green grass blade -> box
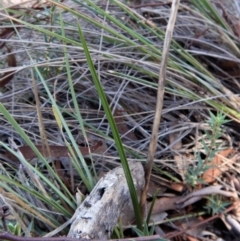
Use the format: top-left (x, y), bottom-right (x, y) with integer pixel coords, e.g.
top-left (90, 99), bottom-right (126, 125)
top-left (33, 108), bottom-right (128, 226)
top-left (77, 22), bottom-right (143, 229)
top-left (190, 0), bottom-right (230, 30)
top-left (59, 11), bottom-right (95, 189)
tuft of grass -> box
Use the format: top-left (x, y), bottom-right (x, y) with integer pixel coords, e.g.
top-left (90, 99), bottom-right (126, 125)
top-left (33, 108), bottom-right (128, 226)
top-left (132, 221), bottom-right (155, 237)
top-left (204, 195), bottom-right (231, 215)
top-left (185, 111), bottom-right (230, 187)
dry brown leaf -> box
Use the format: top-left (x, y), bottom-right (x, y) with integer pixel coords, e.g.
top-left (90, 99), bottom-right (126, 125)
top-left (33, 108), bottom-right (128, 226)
top-left (147, 182), bottom-right (167, 197)
top-left (113, 109), bottom-right (137, 141)
top-left (170, 182), bottom-right (185, 192)
top-left (4, 141), bottom-right (103, 163)
top-left (202, 148), bottom-right (235, 184)
top-left (120, 196), bottom-right (179, 227)
top-left (149, 196), bottom-right (181, 214)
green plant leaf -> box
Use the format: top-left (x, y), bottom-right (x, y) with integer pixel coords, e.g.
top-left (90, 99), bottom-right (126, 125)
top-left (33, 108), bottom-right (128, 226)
top-left (76, 20), bottom-right (142, 229)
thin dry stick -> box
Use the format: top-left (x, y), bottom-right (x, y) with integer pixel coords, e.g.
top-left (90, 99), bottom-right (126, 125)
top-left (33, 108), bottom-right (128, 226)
top-left (140, 0), bottom-right (181, 218)
top-left (31, 69), bottom-right (52, 197)
top-left (31, 69), bottom-right (51, 158)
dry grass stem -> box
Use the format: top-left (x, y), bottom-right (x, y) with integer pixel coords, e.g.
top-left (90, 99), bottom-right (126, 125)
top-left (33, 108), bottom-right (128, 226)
top-left (140, 0), bottom-right (181, 218)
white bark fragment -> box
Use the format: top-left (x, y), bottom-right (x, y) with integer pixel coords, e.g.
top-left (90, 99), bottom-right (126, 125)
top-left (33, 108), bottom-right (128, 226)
top-left (67, 162), bottom-right (145, 240)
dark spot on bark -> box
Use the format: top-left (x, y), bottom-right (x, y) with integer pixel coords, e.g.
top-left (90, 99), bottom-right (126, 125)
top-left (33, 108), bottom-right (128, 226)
top-left (98, 187), bottom-right (106, 198)
top-left (84, 201), bottom-right (92, 208)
